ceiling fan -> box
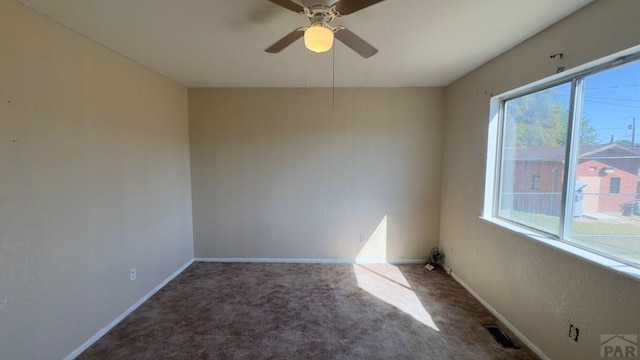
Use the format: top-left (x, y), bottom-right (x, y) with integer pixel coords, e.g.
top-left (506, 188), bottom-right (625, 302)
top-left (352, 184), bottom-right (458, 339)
top-left (265, 0), bottom-right (385, 58)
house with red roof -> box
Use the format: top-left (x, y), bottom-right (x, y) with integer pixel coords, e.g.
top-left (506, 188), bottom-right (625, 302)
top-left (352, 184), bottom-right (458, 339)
top-left (502, 144), bottom-right (640, 216)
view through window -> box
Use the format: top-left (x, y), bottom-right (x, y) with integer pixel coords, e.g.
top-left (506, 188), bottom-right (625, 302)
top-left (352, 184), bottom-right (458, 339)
top-left (494, 56), bottom-right (640, 267)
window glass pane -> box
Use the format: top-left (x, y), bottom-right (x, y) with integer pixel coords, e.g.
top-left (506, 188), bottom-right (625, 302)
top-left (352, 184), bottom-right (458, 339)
top-left (569, 59), bottom-right (640, 266)
top-left (498, 83), bottom-right (571, 234)
top-left (609, 177), bottom-right (621, 194)
top-left (532, 175), bottom-right (540, 190)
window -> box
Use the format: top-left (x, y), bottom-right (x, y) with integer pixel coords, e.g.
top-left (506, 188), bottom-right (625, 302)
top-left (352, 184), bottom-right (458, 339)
top-left (609, 178), bottom-right (621, 194)
top-left (485, 49), bottom-right (640, 269)
top-left (531, 175), bottom-right (540, 191)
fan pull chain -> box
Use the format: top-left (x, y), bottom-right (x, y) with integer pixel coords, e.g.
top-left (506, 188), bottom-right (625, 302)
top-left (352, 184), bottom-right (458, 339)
top-left (304, 47), bottom-right (308, 92)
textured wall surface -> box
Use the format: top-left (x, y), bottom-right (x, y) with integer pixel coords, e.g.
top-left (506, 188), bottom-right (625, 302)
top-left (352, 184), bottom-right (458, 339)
top-left (189, 88), bottom-right (443, 262)
top-left (0, 1), bottom-right (194, 358)
top-left (440, 1), bottom-right (640, 359)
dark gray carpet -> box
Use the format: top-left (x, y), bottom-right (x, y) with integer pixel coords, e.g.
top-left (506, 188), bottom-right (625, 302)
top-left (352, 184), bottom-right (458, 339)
top-left (77, 262), bottom-right (539, 359)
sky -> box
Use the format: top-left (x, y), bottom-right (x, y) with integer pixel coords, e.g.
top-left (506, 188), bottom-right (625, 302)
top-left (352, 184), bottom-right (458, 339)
top-left (581, 59), bottom-right (640, 144)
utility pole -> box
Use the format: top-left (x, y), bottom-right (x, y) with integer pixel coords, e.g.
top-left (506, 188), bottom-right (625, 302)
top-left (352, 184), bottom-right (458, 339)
top-left (632, 117), bottom-right (636, 148)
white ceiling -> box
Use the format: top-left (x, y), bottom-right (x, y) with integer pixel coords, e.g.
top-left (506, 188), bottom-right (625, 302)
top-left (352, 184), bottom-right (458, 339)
top-left (15, 0), bottom-right (593, 87)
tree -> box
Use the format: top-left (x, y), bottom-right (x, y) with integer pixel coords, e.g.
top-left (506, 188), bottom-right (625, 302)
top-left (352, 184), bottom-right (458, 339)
top-left (504, 89), bottom-right (599, 147)
top-left (579, 117), bottom-right (598, 145)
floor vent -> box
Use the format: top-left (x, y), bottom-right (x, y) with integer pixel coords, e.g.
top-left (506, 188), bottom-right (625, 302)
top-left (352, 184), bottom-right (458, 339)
top-left (484, 324), bottom-right (518, 349)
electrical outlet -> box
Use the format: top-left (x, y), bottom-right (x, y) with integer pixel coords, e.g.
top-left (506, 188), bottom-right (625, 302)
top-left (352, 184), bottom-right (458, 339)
top-left (359, 234), bottom-right (366, 242)
top-left (569, 324), bottom-right (579, 342)
top-left (130, 268), bottom-right (136, 282)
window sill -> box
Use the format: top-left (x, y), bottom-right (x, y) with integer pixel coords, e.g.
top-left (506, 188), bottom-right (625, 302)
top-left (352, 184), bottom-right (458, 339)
top-left (479, 216), bottom-right (640, 282)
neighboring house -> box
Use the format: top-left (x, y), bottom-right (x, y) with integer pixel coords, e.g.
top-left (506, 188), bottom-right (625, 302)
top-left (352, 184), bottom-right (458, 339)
top-left (502, 144), bottom-right (640, 216)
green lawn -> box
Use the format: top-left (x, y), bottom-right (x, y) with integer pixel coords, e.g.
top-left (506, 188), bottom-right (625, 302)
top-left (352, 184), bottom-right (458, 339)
top-left (574, 221), bottom-right (640, 235)
top-left (503, 210), bottom-right (640, 265)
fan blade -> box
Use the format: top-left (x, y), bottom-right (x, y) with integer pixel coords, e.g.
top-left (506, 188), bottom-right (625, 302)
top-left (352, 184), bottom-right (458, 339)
top-left (334, 0), bottom-right (385, 15)
top-left (267, 0), bottom-right (305, 13)
top-left (335, 28), bottom-right (378, 58)
top-left (265, 29), bottom-right (305, 53)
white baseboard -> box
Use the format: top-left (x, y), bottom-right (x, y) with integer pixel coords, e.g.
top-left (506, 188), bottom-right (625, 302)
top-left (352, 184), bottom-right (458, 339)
top-left (356, 258), bottom-right (427, 264)
top-left (440, 263), bottom-right (453, 275)
top-left (195, 257), bottom-right (426, 264)
top-left (63, 258), bottom-right (195, 360)
top-left (449, 270), bottom-right (550, 360)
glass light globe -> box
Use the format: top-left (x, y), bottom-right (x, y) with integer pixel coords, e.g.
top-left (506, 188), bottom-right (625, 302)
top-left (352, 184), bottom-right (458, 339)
top-left (304, 25), bottom-right (334, 53)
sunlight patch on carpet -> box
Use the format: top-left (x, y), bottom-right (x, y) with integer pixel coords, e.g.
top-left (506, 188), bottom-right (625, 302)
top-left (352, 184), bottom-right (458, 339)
top-left (354, 263), bottom-right (439, 331)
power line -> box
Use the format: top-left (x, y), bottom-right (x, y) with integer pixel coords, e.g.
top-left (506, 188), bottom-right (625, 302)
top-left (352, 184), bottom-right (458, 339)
top-left (593, 127), bottom-right (631, 131)
top-left (584, 99), bottom-right (640, 109)
top-left (554, 84), bottom-right (640, 92)
top-left (584, 96), bottom-right (640, 102)
top-left (586, 84), bottom-right (640, 90)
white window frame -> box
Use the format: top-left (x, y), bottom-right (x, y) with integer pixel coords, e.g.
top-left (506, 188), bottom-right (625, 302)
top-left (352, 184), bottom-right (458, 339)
top-left (482, 45), bottom-right (640, 281)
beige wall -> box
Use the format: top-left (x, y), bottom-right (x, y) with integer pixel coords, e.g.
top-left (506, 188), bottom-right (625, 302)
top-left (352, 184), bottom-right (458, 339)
top-left (189, 88), bottom-right (443, 261)
top-left (440, 1), bottom-right (640, 359)
top-left (0, 1), bottom-right (193, 359)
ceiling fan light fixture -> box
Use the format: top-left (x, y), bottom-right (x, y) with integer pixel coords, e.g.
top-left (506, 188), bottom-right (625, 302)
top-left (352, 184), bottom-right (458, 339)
top-left (304, 24), bottom-right (334, 53)
top-left (266, 0), bottom-right (379, 58)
